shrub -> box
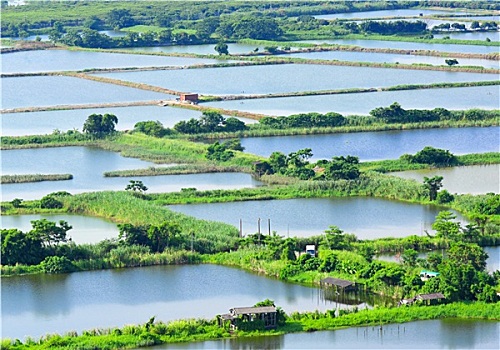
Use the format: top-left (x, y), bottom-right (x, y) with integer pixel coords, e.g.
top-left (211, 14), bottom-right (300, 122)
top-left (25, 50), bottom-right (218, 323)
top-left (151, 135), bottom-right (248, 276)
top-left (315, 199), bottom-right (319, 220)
top-left (40, 195), bottom-right (63, 209)
top-left (41, 256), bottom-right (76, 274)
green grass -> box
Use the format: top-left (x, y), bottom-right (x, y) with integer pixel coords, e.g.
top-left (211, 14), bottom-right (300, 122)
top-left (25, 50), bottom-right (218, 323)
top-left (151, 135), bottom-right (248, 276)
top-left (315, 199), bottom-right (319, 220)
top-left (0, 174), bottom-right (73, 184)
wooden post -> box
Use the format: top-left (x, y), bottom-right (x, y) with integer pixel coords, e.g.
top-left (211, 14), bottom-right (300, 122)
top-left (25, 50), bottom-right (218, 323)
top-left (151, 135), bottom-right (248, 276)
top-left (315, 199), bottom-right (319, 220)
top-left (239, 219), bottom-right (242, 237)
top-left (268, 218), bottom-right (271, 235)
top-left (258, 218), bottom-right (261, 246)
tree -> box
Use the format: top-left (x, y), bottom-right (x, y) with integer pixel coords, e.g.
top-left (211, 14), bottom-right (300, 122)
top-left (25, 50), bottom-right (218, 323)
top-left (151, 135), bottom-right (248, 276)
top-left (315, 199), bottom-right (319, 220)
top-left (224, 117), bottom-right (246, 132)
top-left (134, 120), bottom-right (169, 137)
top-left (83, 113), bottom-right (118, 137)
top-left (11, 198), bottom-right (23, 208)
top-left (214, 41), bottom-right (229, 55)
top-left (323, 226), bottom-right (356, 250)
top-left (106, 9), bottom-right (135, 29)
top-left (200, 110), bottom-right (225, 132)
top-left (206, 141), bottom-right (234, 161)
top-left (423, 176), bottom-right (443, 201)
top-left (324, 155), bottom-right (360, 180)
top-left (410, 146), bottom-right (458, 166)
top-left (118, 223), bottom-right (150, 247)
top-left (1, 229), bottom-right (44, 265)
top-left (445, 59), bottom-right (459, 66)
top-left (147, 222), bottom-right (181, 252)
top-left (30, 219), bottom-right (72, 248)
top-left (125, 180), bottom-right (148, 193)
top-left (40, 195), bottom-right (63, 209)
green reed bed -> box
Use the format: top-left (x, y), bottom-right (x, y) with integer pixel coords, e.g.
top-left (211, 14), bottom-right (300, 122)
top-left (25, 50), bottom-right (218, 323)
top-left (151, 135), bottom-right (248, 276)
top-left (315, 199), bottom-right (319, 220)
top-left (361, 152), bottom-right (500, 173)
top-left (2, 302), bottom-right (497, 349)
top-left (103, 164), bottom-right (249, 177)
top-left (0, 174), bottom-right (73, 184)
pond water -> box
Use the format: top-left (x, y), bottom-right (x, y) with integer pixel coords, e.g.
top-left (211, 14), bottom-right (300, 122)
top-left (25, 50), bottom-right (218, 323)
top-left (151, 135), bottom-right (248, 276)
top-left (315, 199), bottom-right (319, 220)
top-left (205, 85), bottom-right (500, 116)
top-left (314, 9), bottom-right (457, 20)
top-left (1, 214), bottom-right (119, 244)
top-left (434, 31), bottom-right (500, 42)
top-left (239, 127), bottom-right (500, 161)
top-left (376, 246), bottom-right (499, 273)
top-left (151, 319), bottom-right (500, 349)
top-left (282, 50), bottom-right (499, 69)
top-left (92, 64), bottom-right (498, 96)
top-left (1, 76), bottom-right (173, 110)
top-left (1, 105), bottom-right (256, 137)
top-left (390, 164), bottom-right (500, 195)
top-left (121, 42), bottom-right (294, 55)
top-left (1, 264), bottom-right (373, 340)
top-left (168, 197), bottom-right (467, 239)
top-left (0, 147), bottom-right (262, 201)
top-left (299, 39), bottom-right (499, 55)
top-left (2, 49), bottom-right (237, 74)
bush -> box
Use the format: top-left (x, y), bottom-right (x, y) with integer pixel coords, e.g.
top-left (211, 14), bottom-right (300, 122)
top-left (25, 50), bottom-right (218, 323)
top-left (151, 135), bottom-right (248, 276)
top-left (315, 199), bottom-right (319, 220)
top-left (437, 190), bottom-right (455, 204)
top-left (41, 256), bottom-right (76, 274)
top-left (40, 195), bottom-right (63, 209)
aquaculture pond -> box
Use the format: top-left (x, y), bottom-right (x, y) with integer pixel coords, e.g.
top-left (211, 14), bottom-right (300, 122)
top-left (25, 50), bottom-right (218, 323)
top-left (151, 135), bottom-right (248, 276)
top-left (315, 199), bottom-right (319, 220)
top-left (121, 42), bottom-right (294, 55)
top-left (168, 197), bottom-right (467, 239)
top-left (91, 64), bottom-right (497, 96)
top-left (376, 246), bottom-right (499, 273)
top-left (1, 76), bottom-right (173, 110)
top-left (390, 164), bottom-right (500, 195)
top-left (299, 39), bottom-right (499, 55)
top-left (433, 31), bottom-right (500, 42)
top-left (1, 214), bottom-right (119, 244)
top-left (314, 9), bottom-right (458, 20)
top-left (1, 50), bottom-right (235, 74)
top-left (282, 50), bottom-right (499, 69)
top-left (239, 127), bottom-right (500, 161)
top-left (1, 105), bottom-right (256, 137)
top-left (0, 147), bottom-right (262, 201)
top-left (1, 264), bottom-right (379, 340)
top-left (204, 84), bottom-right (500, 116)
top-left (152, 319), bottom-right (500, 349)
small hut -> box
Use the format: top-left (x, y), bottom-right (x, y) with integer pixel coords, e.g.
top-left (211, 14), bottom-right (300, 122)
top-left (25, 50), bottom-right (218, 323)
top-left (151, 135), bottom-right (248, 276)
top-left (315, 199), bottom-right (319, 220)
top-left (320, 277), bottom-right (355, 291)
top-left (415, 292), bottom-right (445, 305)
top-left (219, 305), bottom-right (277, 330)
top-left (179, 93), bottom-right (198, 103)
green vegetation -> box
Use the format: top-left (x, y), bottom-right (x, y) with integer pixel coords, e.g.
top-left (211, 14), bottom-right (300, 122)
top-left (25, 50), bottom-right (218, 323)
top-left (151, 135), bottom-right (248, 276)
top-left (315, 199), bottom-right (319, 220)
top-left (0, 174), bottom-right (73, 184)
top-left (1, 302), bottom-right (498, 349)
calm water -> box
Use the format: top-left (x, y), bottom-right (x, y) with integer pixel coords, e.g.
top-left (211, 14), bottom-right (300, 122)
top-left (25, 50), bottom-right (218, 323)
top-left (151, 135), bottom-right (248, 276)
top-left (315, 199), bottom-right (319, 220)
top-left (205, 85), bottom-right (500, 116)
top-left (434, 31), bottom-right (500, 42)
top-left (239, 127), bottom-right (500, 161)
top-left (121, 42), bottom-right (291, 55)
top-left (1, 214), bottom-right (119, 244)
top-left (1, 76), bottom-right (173, 110)
top-left (376, 246), bottom-right (499, 273)
top-left (93, 64), bottom-right (498, 96)
top-left (2, 50), bottom-right (236, 74)
top-left (168, 197), bottom-right (466, 239)
top-left (1, 264), bottom-right (368, 340)
top-left (299, 39), bottom-right (499, 54)
top-left (1, 105), bottom-right (256, 137)
top-left (282, 50), bottom-right (499, 69)
top-left (0, 147), bottom-right (262, 201)
top-left (152, 319), bottom-right (500, 349)
top-left (315, 9), bottom-right (457, 20)
top-left (391, 164), bottom-right (500, 195)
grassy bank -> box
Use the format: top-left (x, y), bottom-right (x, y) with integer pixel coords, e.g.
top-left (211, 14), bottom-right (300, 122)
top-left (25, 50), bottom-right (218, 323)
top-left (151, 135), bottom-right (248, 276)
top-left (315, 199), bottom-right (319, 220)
top-left (2, 302), bottom-right (498, 349)
top-left (0, 174), bottom-right (73, 184)
top-left (103, 164), bottom-right (249, 177)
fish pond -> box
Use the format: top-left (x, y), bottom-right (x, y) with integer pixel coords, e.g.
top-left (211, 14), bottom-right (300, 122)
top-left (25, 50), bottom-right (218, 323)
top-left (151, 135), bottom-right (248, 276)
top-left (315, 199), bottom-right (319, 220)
top-left (151, 319), bottom-right (500, 349)
top-left (1, 105), bottom-right (256, 137)
top-left (204, 85), bottom-right (500, 116)
top-left (168, 197), bottom-right (467, 239)
top-left (239, 127), bottom-right (500, 161)
top-left (91, 64), bottom-right (498, 96)
top-left (121, 42), bottom-right (295, 55)
top-left (1, 50), bottom-right (236, 74)
top-left (299, 39), bottom-right (499, 54)
top-left (433, 31), bottom-right (500, 42)
top-left (390, 164), bottom-right (500, 195)
top-left (1, 264), bottom-right (381, 340)
top-left (314, 9), bottom-right (462, 20)
top-left (1, 214), bottom-right (119, 244)
top-left (0, 147), bottom-right (261, 201)
top-left (1, 75), bottom-right (173, 110)
top-left (282, 50), bottom-right (499, 69)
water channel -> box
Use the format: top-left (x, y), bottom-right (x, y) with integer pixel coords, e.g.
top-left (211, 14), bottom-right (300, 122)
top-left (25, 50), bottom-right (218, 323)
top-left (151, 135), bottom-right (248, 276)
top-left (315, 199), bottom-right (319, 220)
top-left (92, 64), bottom-right (498, 96)
top-left (1, 264), bottom-right (373, 340)
top-left (391, 164), bottom-right (500, 195)
top-left (151, 319), bottom-right (500, 349)
top-left (1, 105), bottom-right (256, 137)
top-left (239, 126), bottom-right (500, 161)
top-left (1, 75), bottom-right (173, 110)
top-left (168, 197), bottom-right (467, 239)
top-left (204, 85), bottom-right (500, 116)
top-left (1, 214), bottom-right (119, 244)
top-left (0, 147), bottom-right (262, 201)
top-left (1, 50), bottom-right (237, 74)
